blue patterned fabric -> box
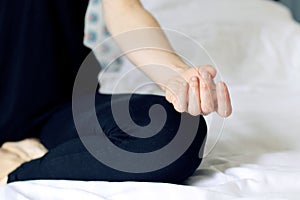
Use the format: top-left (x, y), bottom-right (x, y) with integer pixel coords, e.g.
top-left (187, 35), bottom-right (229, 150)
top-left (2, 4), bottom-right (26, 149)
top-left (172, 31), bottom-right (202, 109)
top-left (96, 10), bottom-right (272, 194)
top-left (84, 0), bottom-right (123, 72)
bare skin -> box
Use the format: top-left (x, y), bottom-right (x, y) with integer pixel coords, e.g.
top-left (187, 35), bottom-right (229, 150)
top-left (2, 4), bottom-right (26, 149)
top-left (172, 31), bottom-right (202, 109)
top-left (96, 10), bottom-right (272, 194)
top-left (1, 0), bottom-right (232, 186)
top-left (103, 0), bottom-right (232, 117)
top-left (0, 139), bottom-right (47, 186)
top-left (165, 65), bottom-right (231, 117)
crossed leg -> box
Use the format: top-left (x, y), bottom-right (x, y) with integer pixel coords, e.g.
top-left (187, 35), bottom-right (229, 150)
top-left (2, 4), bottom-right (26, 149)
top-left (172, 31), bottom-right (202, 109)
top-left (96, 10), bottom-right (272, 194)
top-left (5, 93), bottom-right (207, 184)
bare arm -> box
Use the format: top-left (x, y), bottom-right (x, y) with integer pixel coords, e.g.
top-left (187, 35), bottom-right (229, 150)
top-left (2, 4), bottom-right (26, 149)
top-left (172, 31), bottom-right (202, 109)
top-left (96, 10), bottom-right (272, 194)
top-left (102, 0), bottom-right (232, 117)
top-left (102, 0), bottom-right (188, 82)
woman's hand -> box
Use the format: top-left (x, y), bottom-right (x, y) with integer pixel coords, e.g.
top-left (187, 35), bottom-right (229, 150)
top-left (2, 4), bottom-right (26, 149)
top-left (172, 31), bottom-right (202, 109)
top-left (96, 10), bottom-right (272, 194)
top-left (165, 65), bottom-right (232, 117)
top-left (102, 1), bottom-right (232, 117)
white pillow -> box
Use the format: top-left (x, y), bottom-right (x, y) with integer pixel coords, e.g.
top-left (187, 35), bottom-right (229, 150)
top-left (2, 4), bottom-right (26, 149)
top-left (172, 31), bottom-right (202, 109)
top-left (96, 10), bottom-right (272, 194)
top-left (97, 0), bottom-right (300, 94)
top-left (142, 0), bottom-right (299, 83)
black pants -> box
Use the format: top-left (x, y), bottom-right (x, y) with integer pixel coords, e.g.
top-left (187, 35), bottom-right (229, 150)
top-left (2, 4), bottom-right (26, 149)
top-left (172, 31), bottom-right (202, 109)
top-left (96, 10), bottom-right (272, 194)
top-left (8, 93), bottom-right (207, 184)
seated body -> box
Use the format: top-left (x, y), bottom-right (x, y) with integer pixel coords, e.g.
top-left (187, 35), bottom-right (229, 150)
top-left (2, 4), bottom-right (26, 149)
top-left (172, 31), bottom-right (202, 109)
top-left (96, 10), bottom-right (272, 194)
top-left (0, 0), bottom-right (231, 184)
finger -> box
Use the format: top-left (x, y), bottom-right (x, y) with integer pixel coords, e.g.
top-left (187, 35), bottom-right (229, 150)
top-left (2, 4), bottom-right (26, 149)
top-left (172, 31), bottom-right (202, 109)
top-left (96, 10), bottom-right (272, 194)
top-left (174, 80), bottom-right (188, 112)
top-left (187, 76), bottom-right (202, 116)
top-left (165, 80), bottom-right (178, 104)
top-left (216, 82), bottom-right (232, 117)
top-left (200, 71), bottom-right (215, 115)
top-left (165, 90), bottom-right (173, 104)
top-left (197, 65), bottom-right (217, 79)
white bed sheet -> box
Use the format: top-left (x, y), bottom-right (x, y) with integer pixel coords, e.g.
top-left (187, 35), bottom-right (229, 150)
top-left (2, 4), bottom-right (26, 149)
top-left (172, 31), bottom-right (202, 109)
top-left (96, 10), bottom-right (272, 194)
top-left (1, 86), bottom-right (299, 199)
top-left (1, 0), bottom-right (300, 199)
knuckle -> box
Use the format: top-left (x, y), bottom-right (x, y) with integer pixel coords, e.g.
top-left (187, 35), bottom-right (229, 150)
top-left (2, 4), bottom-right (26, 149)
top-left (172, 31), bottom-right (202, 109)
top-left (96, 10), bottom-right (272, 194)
top-left (189, 81), bottom-right (198, 88)
top-left (204, 64), bottom-right (214, 69)
top-left (200, 65), bottom-right (217, 76)
top-left (201, 82), bottom-right (208, 89)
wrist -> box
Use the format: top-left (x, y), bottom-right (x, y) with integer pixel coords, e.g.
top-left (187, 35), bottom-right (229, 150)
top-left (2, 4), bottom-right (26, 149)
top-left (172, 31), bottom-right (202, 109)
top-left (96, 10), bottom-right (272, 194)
top-left (158, 63), bottom-right (190, 92)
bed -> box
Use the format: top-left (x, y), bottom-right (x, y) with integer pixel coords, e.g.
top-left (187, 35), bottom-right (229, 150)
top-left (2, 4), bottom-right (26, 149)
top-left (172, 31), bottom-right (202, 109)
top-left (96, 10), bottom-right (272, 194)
top-left (1, 0), bottom-right (300, 199)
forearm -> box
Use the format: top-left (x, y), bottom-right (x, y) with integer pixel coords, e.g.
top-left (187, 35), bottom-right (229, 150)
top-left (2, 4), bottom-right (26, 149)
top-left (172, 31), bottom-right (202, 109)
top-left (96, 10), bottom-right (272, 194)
top-left (102, 0), bottom-right (189, 88)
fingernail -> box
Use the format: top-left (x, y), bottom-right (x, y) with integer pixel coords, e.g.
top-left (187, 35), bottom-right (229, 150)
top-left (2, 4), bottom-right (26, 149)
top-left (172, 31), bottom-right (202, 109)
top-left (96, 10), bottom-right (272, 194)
top-left (192, 77), bottom-right (197, 81)
top-left (201, 71), bottom-right (209, 79)
top-left (223, 109), bottom-right (231, 118)
top-left (218, 82), bottom-right (225, 89)
top-left (221, 82), bottom-right (226, 90)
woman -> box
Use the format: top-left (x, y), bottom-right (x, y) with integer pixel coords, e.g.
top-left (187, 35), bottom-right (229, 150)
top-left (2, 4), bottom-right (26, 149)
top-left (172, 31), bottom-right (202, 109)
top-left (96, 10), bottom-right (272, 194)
top-left (0, 0), bottom-right (232, 184)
